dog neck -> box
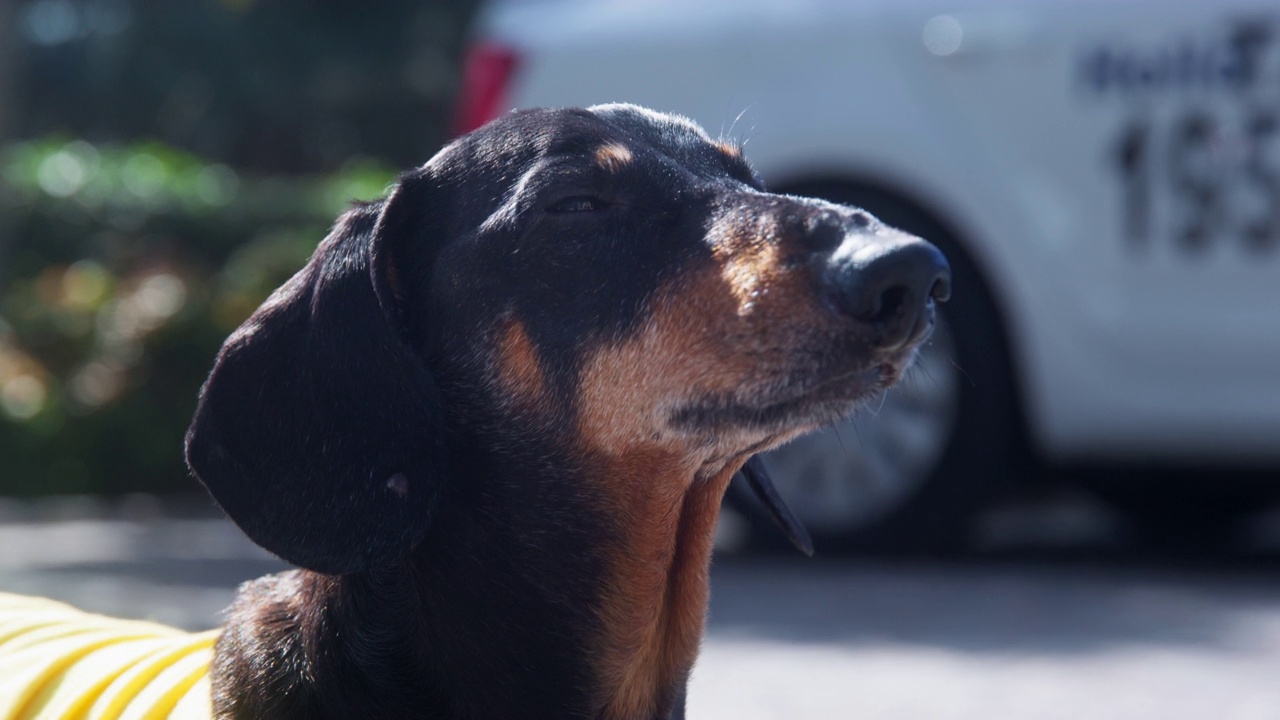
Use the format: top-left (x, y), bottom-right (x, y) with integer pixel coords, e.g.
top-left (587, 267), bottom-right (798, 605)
top-left (214, 435), bottom-right (736, 720)
top-left (407, 435), bottom-right (739, 720)
top-left (584, 446), bottom-right (741, 720)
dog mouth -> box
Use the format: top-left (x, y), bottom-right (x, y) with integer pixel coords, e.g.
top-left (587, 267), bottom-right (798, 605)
top-left (664, 294), bottom-right (940, 441)
top-left (669, 350), bottom-right (915, 436)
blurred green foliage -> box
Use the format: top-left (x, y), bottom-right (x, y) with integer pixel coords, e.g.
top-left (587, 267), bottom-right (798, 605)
top-left (0, 137), bottom-right (396, 496)
top-left (9, 0), bottom-right (475, 172)
top-left (0, 0), bottom-right (476, 495)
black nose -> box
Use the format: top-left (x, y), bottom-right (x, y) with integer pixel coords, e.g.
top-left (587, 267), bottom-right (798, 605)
top-left (827, 233), bottom-right (951, 349)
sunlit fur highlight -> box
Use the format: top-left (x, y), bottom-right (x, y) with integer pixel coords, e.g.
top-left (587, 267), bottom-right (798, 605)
top-left (595, 143), bottom-right (634, 173)
top-left (713, 139), bottom-right (743, 159)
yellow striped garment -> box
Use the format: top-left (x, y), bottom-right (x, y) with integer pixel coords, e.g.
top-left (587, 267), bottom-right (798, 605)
top-left (0, 593), bottom-right (217, 720)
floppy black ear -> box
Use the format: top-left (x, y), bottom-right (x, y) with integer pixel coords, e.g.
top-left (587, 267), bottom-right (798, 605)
top-left (185, 172), bottom-right (446, 575)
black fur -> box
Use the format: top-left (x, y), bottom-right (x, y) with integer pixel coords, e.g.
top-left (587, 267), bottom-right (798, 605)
top-left (186, 104), bottom-right (947, 719)
top-left (185, 193), bottom-right (445, 575)
top-left (189, 105), bottom-right (758, 719)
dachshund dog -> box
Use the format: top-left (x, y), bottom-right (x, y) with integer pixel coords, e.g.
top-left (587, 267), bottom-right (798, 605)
top-left (185, 104), bottom-right (950, 720)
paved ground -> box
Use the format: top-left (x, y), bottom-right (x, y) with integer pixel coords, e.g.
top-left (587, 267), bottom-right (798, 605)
top-left (694, 558), bottom-right (1280, 719)
top-left (3, 495), bottom-right (1280, 718)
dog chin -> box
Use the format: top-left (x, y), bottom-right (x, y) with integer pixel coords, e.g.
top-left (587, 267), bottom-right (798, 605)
top-left (669, 365), bottom-right (888, 438)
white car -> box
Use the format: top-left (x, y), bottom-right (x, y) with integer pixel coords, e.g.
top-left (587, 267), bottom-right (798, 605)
top-left (456, 0), bottom-right (1280, 548)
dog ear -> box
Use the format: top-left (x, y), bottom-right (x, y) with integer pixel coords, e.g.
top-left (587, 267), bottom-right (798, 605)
top-left (185, 171), bottom-right (447, 575)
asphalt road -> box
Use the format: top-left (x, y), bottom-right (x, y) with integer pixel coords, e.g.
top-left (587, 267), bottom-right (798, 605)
top-left (3, 495), bottom-right (1280, 719)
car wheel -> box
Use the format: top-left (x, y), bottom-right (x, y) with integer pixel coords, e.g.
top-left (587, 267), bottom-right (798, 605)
top-left (756, 315), bottom-right (959, 536)
top-left (733, 181), bottom-right (1027, 553)
top-left (1085, 470), bottom-right (1280, 553)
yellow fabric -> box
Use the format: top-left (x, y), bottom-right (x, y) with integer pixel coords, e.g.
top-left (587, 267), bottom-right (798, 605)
top-left (0, 593), bottom-right (216, 720)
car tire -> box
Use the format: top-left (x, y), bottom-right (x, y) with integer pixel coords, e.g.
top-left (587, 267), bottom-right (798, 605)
top-left (730, 181), bottom-right (1027, 554)
top-left (1085, 470), bottom-right (1280, 553)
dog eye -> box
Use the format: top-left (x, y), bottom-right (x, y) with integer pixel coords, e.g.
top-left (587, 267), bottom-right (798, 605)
top-left (547, 196), bottom-right (608, 214)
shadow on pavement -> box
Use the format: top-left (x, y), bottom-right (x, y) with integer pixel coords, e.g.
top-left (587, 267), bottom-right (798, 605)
top-left (706, 555), bottom-right (1280, 655)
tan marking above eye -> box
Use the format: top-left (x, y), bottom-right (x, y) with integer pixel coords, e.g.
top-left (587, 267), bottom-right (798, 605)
top-left (595, 143), bottom-right (634, 173)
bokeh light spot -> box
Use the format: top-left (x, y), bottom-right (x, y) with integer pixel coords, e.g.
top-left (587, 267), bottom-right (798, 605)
top-left (70, 361), bottom-right (125, 408)
top-left (37, 150), bottom-right (86, 197)
top-left (3, 375), bottom-right (48, 420)
top-left (122, 153), bottom-right (166, 198)
top-left (62, 260), bottom-right (111, 311)
top-left (195, 164), bottom-right (239, 206)
top-left (923, 15), bottom-right (963, 57)
top-left (21, 0), bottom-right (81, 46)
top-left (134, 273), bottom-right (187, 321)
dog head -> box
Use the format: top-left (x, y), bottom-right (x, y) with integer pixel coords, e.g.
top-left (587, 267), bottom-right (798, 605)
top-left (186, 104), bottom-right (949, 574)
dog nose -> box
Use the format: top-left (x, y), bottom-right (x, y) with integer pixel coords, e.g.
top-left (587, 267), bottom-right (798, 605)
top-left (826, 233), bottom-right (951, 349)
